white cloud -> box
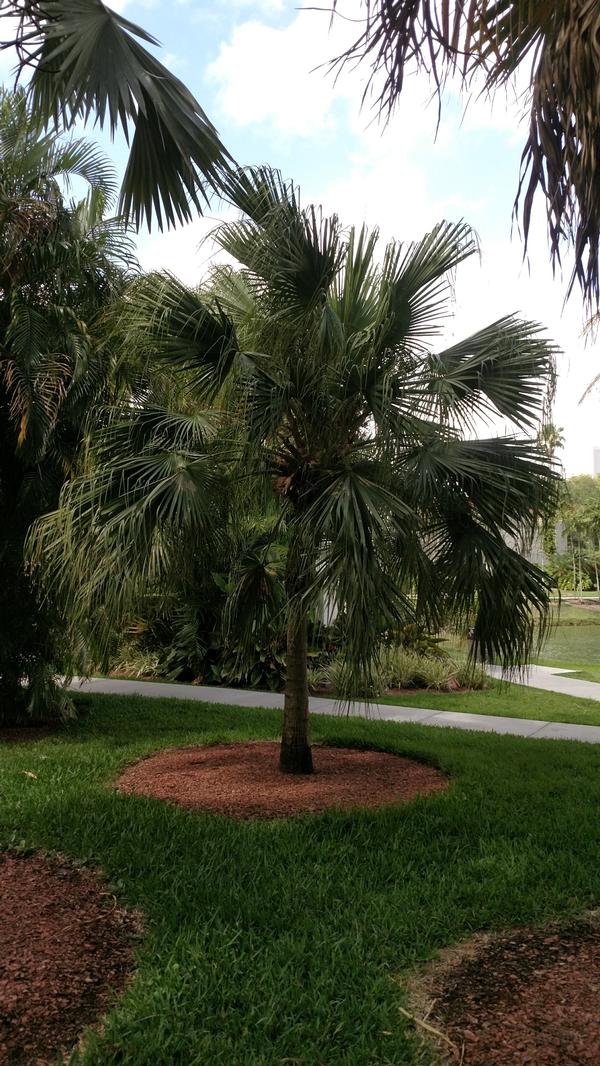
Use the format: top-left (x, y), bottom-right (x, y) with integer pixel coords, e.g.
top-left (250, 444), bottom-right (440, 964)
top-left (226, 0), bottom-right (285, 11)
top-left (207, 4), bottom-right (529, 143)
top-left (135, 210), bottom-right (236, 286)
top-left (207, 7), bottom-right (360, 137)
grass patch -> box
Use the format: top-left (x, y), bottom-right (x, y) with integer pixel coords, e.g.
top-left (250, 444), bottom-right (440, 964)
top-left (535, 624), bottom-right (600, 667)
top-left (534, 661), bottom-right (600, 684)
top-left (379, 679), bottom-right (600, 726)
top-left (1, 692), bottom-right (600, 1064)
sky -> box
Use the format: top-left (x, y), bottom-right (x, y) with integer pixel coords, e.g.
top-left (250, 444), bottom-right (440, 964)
top-left (4, 0), bottom-right (599, 475)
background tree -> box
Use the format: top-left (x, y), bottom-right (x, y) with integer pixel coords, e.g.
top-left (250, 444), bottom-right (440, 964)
top-left (536, 422), bottom-right (564, 556)
top-left (31, 167), bottom-right (560, 770)
top-left (333, 0), bottom-right (600, 307)
top-left (0, 88), bottom-right (136, 723)
top-left (550, 475), bottom-right (600, 596)
top-left (0, 0), bottom-right (233, 229)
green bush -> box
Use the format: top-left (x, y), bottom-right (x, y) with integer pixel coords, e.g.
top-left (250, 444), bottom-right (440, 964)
top-left (308, 647), bottom-right (488, 698)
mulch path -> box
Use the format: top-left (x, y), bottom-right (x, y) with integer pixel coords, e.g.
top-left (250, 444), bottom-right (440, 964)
top-left (408, 914), bottom-right (600, 1065)
top-left (0, 852), bottom-right (141, 1066)
top-left (115, 742), bottom-right (448, 819)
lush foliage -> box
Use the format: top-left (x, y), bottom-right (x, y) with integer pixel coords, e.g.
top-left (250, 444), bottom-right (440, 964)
top-left (0, 89), bottom-right (135, 722)
top-left (30, 166), bottom-right (560, 766)
top-left (308, 646), bottom-right (488, 696)
top-left (546, 475), bottom-right (600, 593)
top-left (1, 694), bottom-right (600, 1062)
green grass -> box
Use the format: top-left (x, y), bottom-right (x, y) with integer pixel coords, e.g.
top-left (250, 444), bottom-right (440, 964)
top-left (534, 661), bottom-right (600, 684)
top-left (534, 604), bottom-right (600, 681)
top-left (379, 679), bottom-right (600, 725)
top-left (2, 692), bottom-right (600, 1065)
top-left (548, 602), bottom-right (600, 624)
top-left (441, 602), bottom-right (600, 691)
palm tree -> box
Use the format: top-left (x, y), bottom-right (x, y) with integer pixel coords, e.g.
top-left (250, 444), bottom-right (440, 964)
top-left (1, 0), bottom-right (232, 229)
top-left (31, 167), bottom-right (560, 768)
top-left (332, 0), bottom-right (600, 307)
top-left (537, 423), bottom-right (564, 459)
top-left (0, 87), bottom-right (136, 723)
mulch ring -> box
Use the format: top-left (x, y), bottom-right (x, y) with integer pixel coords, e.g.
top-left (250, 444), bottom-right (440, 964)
top-left (115, 741), bottom-right (448, 819)
top-left (405, 912), bottom-right (600, 1065)
top-left (0, 852), bottom-right (142, 1066)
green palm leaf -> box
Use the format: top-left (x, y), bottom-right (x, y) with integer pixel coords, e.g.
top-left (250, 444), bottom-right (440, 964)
top-left (425, 316), bottom-right (557, 429)
top-left (4, 1), bottom-right (232, 228)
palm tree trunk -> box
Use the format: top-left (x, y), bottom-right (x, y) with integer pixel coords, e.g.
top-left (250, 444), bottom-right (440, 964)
top-left (280, 610), bottom-right (313, 774)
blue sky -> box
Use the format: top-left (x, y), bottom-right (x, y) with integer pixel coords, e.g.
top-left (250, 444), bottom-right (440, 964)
top-left (4, 0), bottom-right (598, 474)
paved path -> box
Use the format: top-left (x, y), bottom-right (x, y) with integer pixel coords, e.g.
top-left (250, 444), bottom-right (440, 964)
top-left (486, 664), bottom-right (600, 702)
top-left (71, 677), bottom-right (600, 745)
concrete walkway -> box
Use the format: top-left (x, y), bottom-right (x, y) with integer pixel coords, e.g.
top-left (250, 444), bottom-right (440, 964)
top-left (486, 664), bottom-right (600, 702)
top-left (71, 677), bottom-right (600, 745)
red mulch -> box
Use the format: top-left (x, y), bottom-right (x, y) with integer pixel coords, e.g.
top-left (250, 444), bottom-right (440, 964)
top-left (409, 916), bottom-right (600, 1065)
top-left (115, 742), bottom-right (448, 819)
top-left (0, 853), bottom-right (141, 1066)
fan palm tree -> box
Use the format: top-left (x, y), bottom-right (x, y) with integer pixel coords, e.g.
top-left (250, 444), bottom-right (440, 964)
top-left (31, 167), bottom-right (560, 768)
top-left (1, 0), bottom-right (232, 229)
top-left (0, 87), bottom-right (136, 722)
top-left (332, 0), bottom-right (600, 307)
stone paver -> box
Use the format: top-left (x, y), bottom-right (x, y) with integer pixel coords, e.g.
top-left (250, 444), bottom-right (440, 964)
top-left (70, 677), bottom-right (600, 745)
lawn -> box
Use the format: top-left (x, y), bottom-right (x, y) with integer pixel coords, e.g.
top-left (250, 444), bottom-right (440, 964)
top-left (380, 679), bottom-right (600, 726)
top-left (437, 600), bottom-right (600, 696)
top-left (535, 602), bottom-right (600, 683)
top-left (2, 692), bottom-right (600, 1065)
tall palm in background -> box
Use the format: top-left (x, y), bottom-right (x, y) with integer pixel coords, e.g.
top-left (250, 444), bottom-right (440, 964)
top-left (0, 0), bottom-right (232, 229)
top-left (333, 0), bottom-right (600, 308)
top-left (31, 167), bottom-right (560, 769)
top-left (0, 88), bottom-right (136, 722)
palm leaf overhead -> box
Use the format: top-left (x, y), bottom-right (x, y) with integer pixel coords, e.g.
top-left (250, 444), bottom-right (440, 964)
top-left (332, 0), bottom-right (600, 306)
top-left (2, 0), bottom-right (233, 229)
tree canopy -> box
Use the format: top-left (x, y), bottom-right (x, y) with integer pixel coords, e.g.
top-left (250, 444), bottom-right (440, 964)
top-left (30, 167), bottom-right (560, 767)
top-left (0, 87), bottom-right (135, 722)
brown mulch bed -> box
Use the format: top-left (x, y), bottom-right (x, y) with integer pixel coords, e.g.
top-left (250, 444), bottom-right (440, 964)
top-left (407, 913), bottom-right (600, 1065)
top-left (115, 741), bottom-right (448, 819)
top-left (0, 852), bottom-right (142, 1065)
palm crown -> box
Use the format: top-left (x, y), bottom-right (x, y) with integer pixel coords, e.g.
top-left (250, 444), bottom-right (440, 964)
top-left (31, 167), bottom-right (560, 770)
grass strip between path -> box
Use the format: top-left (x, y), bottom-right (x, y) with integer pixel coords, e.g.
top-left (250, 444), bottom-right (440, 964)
top-left (1, 692), bottom-right (600, 1065)
top-left (380, 679), bottom-right (600, 727)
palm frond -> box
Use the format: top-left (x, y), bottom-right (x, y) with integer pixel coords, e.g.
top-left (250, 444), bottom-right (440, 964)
top-left (425, 315), bottom-right (557, 429)
top-left (214, 167), bottom-right (345, 317)
top-left (331, 0), bottom-right (600, 306)
top-left (115, 273), bottom-right (239, 399)
top-left (5, 0), bottom-right (233, 228)
top-left (374, 220), bottom-right (477, 354)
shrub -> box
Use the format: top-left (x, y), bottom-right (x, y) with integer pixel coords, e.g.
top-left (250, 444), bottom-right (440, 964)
top-left (308, 647), bottom-right (489, 698)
